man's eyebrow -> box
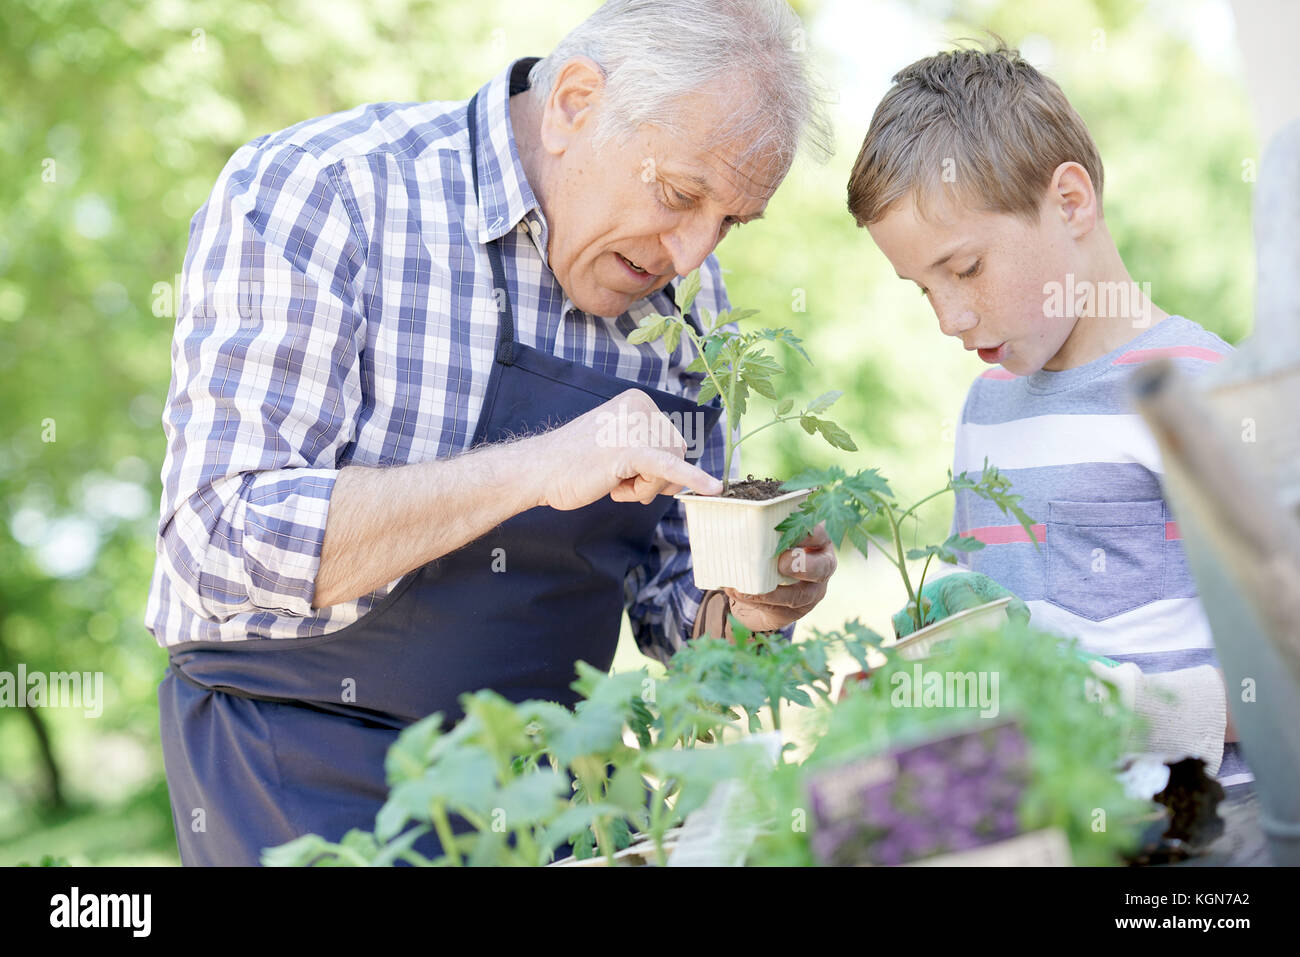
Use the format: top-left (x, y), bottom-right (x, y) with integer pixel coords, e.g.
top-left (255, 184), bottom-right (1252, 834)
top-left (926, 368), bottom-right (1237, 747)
top-left (682, 173), bottom-right (718, 199)
top-left (680, 173), bottom-right (766, 221)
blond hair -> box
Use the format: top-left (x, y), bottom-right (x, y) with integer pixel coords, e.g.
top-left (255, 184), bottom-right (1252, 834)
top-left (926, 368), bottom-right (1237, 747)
top-left (847, 42), bottom-right (1104, 226)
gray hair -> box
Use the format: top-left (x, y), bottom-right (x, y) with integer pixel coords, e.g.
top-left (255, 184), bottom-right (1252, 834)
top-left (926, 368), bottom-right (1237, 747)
top-left (527, 0), bottom-right (835, 176)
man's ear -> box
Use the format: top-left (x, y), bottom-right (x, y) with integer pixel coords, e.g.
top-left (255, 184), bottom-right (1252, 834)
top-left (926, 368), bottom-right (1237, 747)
top-left (538, 56), bottom-right (605, 156)
top-left (1048, 161), bottom-right (1099, 239)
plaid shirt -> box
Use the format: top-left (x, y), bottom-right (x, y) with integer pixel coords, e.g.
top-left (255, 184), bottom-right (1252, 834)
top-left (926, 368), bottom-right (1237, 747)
top-left (146, 57), bottom-right (747, 663)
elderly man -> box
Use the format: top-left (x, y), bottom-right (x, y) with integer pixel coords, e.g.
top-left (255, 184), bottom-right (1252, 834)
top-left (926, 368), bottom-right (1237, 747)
top-left (148, 0), bottom-right (836, 865)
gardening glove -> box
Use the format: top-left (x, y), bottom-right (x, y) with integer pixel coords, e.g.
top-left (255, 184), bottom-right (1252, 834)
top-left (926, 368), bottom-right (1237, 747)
top-left (1084, 657), bottom-right (1227, 776)
top-left (890, 571), bottom-right (1029, 639)
top-left (691, 589), bottom-right (734, 642)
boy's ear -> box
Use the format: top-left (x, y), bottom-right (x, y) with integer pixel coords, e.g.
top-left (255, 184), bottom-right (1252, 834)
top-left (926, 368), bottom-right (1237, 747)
top-left (1048, 161), bottom-right (1099, 239)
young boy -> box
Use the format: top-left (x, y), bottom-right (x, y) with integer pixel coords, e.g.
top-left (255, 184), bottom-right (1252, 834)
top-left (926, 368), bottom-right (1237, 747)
top-left (846, 44), bottom-right (1250, 786)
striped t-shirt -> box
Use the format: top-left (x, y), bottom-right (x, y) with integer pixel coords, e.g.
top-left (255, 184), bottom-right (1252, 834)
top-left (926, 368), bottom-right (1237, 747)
top-left (950, 316), bottom-right (1250, 785)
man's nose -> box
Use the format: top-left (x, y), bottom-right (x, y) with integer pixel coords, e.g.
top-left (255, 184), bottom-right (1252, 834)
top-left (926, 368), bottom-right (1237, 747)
top-left (662, 218), bottom-right (720, 277)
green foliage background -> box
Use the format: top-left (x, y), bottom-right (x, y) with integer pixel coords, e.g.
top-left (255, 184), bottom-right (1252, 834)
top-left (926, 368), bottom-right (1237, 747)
top-left (0, 0), bottom-right (1255, 864)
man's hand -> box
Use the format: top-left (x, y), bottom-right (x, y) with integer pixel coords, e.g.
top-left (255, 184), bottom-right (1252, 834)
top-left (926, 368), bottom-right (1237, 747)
top-left (314, 388), bottom-right (720, 609)
top-left (721, 523), bottom-right (837, 633)
top-left (531, 388), bottom-right (722, 510)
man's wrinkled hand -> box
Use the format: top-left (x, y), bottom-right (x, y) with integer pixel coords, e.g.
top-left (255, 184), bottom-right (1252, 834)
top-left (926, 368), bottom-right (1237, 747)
top-left (722, 523), bottom-right (837, 634)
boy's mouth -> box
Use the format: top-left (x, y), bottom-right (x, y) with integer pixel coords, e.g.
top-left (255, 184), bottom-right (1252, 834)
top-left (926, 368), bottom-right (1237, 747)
top-left (974, 343), bottom-right (1008, 364)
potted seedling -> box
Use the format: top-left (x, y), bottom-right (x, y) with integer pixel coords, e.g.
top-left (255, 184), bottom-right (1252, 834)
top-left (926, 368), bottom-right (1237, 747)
top-left (628, 269), bottom-right (857, 594)
top-left (774, 459), bottom-right (1038, 658)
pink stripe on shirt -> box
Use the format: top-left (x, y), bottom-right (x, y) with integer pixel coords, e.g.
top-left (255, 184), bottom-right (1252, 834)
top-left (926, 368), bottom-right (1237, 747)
top-left (965, 521), bottom-right (1181, 543)
top-left (963, 523), bottom-right (1047, 545)
top-left (1113, 346), bottom-right (1226, 365)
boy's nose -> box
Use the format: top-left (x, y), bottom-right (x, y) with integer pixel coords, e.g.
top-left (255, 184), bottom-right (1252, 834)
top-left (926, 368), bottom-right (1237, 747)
top-left (933, 299), bottom-right (979, 337)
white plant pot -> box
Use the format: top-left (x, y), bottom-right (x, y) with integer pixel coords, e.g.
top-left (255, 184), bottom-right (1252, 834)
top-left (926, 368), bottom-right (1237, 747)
top-left (676, 488), bottom-right (812, 594)
top-left (888, 596), bottom-right (1015, 661)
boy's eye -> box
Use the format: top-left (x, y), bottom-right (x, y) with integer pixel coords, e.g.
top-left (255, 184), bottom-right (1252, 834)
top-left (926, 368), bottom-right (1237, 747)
top-left (957, 259), bottom-right (983, 280)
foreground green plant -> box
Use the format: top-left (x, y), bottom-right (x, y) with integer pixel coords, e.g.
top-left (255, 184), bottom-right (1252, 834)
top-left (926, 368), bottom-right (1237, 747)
top-left (744, 622), bottom-right (1151, 867)
top-left (628, 268), bottom-right (856, 493)
top-left (775, 459), bottom-right (1038, 634)
top-left (263, 623), bottom-right (879, 867)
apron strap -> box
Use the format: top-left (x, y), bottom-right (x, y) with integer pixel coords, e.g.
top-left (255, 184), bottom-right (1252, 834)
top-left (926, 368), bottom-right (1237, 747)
top-left (467, 91), bottom-right (518, 366)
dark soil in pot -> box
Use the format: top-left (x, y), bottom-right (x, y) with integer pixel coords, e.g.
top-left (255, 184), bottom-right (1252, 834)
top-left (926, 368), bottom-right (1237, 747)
top-left (720, 475), bottom-right (787, 500)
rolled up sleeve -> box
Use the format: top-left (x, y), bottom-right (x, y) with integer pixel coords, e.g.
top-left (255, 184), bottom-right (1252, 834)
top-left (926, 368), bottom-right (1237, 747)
top-left (156, 142), bottom-right (366, 623)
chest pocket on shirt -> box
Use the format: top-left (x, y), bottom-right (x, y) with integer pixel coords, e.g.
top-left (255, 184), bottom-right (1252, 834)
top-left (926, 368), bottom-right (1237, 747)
top-left (1046, 500), bottom-right (1165, 620)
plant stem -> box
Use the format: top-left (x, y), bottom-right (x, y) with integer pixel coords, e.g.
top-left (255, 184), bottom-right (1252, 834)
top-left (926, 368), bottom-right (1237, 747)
top-left (514, 828), bottom-right (541, 868)
top-left (881, 500), bottom-right (920, 632)
top-left (914, 552), bottom-right (936, 628)
top-left (574, 758), bottom-right (619, 867)
top-left (724, 372), bottom-right (738, 495)
top-left (681, 324), bottom-right (735, 494)
top-left (430, 802), bottom-right (461, 867)
top-left (649, 778), bottom-right (674, 867)
top-left (863, 532), bottom-right (902, 570)
top-left (733, 413), bottom-right (797, 449)
top-left (897, 484), bottom-right (955, 524)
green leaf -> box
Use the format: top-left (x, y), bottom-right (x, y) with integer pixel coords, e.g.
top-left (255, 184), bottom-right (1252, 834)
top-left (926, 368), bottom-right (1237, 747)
top-left (384, 712), bottom-right (444, 786)
top-left (840, 468), bottom-right (894, 504)
top-left (703, 336), bottom-right (725, 367)
top-left (756, 327), bottom-right (811, 364)
top-left (423, 748), bottom-right (499, 814)
top-left (664, 321), bottom-right (682, 356)
top-left (628, 315), bottom-right (669, 345)
top-left (846, 523), bottom-right (876, 558)
top-left (550, 700), bottom-right (626, 766)
top-left (678, 269), bottom-right (702, 313)
top-left (605, 766), bottom-right (649, 816)
top-left (811, 417), bottom-right (858, 451)
top-left (804, 390), bottom-right (842, 414)
top-left (740, 350), bottom-right (782, 377)
top-left (780, 466), bottom-right (844, 491)
top-left (339, 828), bottom-right (380, 861)
top-left (370, 825), bottom-right (433, 867)
top-left (463, 690), bottom-right (532, 763)
top-left (261, 834), bottom-right (340, 868)
top-left (775, 397), bottom-right (794, 416)
top-left (817, 494), bottom-right (864, 548)
top-left (730, 381), bottom-right (750, 418)
top-left (459, 830), bottom-right (510, 867)
top-left (749, 375), bottom-right (777, 400)
top-left (494, 769), bottom-right (569, 826)
top-left (948, 534), bottom-right (984, 552)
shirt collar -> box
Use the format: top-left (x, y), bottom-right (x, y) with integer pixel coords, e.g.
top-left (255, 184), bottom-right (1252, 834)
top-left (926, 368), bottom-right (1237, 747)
top-left (470, 57), bottom-right (544, 246)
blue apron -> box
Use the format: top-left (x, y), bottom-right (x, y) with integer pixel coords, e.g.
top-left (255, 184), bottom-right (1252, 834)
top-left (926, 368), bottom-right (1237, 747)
top-left (157, 83), bottom-right (721, 866)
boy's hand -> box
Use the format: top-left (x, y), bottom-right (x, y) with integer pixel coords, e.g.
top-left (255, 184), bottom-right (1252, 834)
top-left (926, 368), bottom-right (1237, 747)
top-left (891, 571), bottom-right (1029, 637)
top-left (1085, 659), bottom-right (1229, 773)
top-left (722, 523), bottom-right (837, 634)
